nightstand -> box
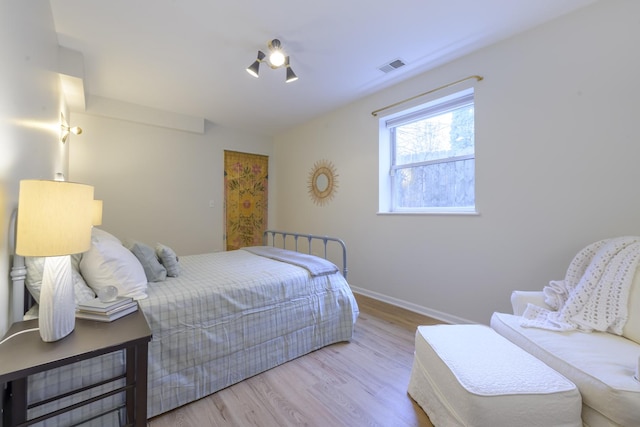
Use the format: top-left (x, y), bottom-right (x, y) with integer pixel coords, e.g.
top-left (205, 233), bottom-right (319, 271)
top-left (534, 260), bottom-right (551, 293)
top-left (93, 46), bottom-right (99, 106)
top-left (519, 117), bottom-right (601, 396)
top-left (0, 308), bottom-right (151, 427)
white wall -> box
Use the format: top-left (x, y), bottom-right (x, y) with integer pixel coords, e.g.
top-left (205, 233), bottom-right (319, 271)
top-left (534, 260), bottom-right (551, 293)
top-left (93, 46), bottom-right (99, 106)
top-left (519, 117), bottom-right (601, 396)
top-left (0, 0), bottom-right (67, 335)
top-left (69, 110), bottom-right (273, 255)
top-left (272, 0), bottom-right (640, 324)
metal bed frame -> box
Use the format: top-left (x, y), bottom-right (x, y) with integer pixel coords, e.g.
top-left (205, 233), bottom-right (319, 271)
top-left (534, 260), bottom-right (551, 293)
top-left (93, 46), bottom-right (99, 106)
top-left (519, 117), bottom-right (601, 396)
top-left (262, 230), bottom-right (348, 279)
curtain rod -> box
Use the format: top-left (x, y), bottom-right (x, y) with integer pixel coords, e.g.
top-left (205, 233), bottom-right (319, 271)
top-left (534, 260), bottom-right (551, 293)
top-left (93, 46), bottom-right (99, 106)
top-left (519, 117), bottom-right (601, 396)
top-left (371, 75), bottom-right (484, 117)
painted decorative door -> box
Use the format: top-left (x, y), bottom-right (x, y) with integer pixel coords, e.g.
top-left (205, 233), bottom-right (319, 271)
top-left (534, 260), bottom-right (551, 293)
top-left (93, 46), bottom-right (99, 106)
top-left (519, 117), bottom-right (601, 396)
top-left (224, 150), bottom-right (268, 250)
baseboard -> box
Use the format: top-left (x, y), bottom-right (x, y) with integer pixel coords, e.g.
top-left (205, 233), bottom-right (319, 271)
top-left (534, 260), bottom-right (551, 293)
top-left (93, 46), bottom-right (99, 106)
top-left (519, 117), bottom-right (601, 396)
top-left (350, 286), bottom-right (475, 325)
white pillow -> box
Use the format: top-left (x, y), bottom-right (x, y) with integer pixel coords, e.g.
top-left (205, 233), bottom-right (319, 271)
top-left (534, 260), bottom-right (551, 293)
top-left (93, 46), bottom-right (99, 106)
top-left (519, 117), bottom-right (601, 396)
top-left (80, 238), bottom-right (148, 300)
top-left (25, 254), bottom-right (96, 305)
top-left (91, 227), bottom-right (122, 244)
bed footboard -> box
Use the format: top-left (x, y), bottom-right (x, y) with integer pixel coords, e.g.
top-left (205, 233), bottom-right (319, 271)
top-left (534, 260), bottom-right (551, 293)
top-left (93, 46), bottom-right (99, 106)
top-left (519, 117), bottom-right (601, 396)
top-left (262, 230), bottom-right (348, 279)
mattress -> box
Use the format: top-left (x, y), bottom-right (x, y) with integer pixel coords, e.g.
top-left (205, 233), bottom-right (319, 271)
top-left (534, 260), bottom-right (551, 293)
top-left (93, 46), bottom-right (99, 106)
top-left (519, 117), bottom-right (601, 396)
top-left (408, 324), bottom-right (582, 427)
top-left (26, 249), bottom-right (359, 426)
top-left (491, 312), bottom-right (640, 427)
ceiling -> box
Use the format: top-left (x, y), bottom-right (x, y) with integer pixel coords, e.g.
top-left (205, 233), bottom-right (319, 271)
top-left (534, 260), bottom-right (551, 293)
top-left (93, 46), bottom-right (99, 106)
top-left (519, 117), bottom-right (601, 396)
top-left (49, 0), bottom-right (596, 136)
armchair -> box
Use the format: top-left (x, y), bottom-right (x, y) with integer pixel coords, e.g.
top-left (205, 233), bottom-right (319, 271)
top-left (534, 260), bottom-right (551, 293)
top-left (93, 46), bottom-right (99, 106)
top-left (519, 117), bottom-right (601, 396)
top-left (491, 238), bottom-right (640, 427)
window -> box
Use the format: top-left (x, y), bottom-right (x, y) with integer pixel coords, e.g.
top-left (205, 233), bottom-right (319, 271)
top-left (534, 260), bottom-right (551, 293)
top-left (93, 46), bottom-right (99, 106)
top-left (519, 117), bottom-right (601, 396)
top-left (379, 88), bottom-right (476, 214)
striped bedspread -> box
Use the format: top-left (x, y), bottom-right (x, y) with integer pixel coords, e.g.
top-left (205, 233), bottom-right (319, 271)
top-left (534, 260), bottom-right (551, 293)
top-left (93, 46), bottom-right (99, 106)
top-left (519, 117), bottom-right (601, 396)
top-left (27, 249), bottom-right (359, 426)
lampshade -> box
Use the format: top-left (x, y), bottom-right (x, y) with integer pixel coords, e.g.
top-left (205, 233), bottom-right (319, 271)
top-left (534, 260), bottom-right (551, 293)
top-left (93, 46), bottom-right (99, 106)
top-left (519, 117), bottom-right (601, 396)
top-left (16, 180), bottom-right (94, 257)
top-left (285, 57), bottom-right (298, 83)
top-left (92, 199), bottom-right (103, 226)
top-left (246, 51), bottom-right (265, 78)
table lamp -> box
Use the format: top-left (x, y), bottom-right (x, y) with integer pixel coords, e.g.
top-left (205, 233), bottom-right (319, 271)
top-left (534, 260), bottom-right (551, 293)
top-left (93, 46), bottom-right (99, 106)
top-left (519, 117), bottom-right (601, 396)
top-left (92, 199), bottom-right (103, 226)
top-left (16, 180), bottom-right (94, 342)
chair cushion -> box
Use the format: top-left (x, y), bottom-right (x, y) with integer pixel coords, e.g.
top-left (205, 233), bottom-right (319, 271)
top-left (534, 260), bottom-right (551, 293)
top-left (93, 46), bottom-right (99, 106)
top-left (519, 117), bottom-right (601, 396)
top-left (623, 267), bottom-right (640, 343)
top-left (491, 312), bottom-right (640, 426)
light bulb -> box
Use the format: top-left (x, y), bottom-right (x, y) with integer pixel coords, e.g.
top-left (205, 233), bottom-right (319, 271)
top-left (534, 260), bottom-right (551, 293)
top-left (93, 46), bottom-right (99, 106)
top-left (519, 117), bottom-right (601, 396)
top-left (269, 51), bottom-right (285, 68)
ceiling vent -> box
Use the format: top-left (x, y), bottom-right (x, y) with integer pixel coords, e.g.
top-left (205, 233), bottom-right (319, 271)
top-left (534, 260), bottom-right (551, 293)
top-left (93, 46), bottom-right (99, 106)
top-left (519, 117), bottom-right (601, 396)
top-left (378, 59), bottom-right (406, 73)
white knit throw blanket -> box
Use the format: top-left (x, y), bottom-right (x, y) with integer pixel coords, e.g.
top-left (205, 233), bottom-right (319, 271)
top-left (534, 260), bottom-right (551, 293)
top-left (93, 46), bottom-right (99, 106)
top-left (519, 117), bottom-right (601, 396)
top-left (521, 236), bottom-right (640, 334)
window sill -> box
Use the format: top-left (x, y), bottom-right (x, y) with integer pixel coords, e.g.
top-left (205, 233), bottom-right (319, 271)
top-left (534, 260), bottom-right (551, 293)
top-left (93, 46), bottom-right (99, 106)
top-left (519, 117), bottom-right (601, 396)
top-left (376, 210), bottom-right (479, 216)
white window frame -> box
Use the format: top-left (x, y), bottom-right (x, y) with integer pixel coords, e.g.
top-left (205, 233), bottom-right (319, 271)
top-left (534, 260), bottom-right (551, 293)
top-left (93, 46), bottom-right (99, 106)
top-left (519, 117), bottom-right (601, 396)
top-left (378, 87), bottom-right (477, 215)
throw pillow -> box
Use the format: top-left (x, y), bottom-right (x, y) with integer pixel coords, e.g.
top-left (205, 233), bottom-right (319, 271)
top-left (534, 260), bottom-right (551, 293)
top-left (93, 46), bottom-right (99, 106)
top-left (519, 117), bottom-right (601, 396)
top-left (155, 243), bottom-right (181, 277)
top-left (125, 240), bottom-right (167, 282)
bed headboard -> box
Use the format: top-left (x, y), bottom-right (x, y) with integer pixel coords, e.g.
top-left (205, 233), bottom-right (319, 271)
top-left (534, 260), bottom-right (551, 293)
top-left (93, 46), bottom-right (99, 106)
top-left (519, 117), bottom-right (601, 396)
top-left (10, 254), bottom-right (29, 321)
top-left (262, 230), bottom-right (348, 279)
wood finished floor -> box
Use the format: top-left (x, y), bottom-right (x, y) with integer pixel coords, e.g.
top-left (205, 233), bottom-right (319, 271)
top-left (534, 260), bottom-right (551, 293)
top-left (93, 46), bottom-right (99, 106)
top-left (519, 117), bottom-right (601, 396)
top-left (147, 294), bottom-right (442, 427)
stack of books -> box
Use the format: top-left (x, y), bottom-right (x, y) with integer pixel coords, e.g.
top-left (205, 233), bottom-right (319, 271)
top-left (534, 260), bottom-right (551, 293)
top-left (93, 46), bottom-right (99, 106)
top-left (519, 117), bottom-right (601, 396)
top-left (76, 296), bottom-right (138, 322)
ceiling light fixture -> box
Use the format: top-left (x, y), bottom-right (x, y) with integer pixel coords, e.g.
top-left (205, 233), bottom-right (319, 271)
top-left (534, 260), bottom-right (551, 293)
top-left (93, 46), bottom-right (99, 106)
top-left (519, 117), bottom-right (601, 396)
top-left (246, 39), bottom-right (298, 83)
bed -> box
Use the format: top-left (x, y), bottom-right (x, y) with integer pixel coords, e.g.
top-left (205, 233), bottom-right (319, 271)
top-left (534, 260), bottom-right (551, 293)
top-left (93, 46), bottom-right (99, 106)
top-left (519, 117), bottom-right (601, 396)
top-left (8, 229), bottom-right (359, 426)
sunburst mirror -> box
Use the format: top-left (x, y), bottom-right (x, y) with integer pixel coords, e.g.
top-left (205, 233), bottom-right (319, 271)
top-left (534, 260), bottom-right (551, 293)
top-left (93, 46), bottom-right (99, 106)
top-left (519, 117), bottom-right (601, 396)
top-left (308, 160), bottom-right (338, 206)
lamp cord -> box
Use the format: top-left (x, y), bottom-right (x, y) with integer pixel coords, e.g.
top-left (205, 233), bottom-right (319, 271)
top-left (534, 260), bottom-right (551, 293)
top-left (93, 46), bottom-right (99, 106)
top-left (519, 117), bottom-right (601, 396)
top-left (0, 327), bottom-right (39, 345)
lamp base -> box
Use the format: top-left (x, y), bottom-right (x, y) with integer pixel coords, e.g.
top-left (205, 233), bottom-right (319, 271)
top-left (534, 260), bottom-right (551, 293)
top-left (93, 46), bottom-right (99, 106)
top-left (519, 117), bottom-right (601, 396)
top-left (39, 255), bottom-right (76, 342)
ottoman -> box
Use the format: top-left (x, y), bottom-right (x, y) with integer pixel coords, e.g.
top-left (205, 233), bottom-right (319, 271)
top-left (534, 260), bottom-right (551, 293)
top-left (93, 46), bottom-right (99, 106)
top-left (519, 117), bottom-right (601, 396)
top-left (407, 324), bottom-right (582, 427)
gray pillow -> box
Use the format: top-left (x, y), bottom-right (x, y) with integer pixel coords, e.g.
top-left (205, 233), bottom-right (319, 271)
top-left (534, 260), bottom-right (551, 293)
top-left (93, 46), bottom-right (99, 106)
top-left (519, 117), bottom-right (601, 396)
top-left (155, 243), bottom-right (181, 277)
top-left (124, 240), bottom-right (167, 282)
